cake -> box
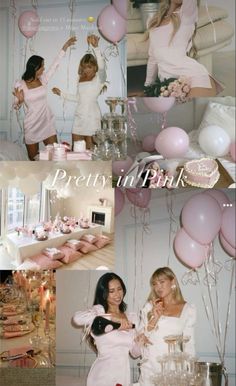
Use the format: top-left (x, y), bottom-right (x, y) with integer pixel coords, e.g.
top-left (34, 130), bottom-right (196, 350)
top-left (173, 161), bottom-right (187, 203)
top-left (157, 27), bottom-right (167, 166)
top-left (183, 158), bottom-right (220, 188)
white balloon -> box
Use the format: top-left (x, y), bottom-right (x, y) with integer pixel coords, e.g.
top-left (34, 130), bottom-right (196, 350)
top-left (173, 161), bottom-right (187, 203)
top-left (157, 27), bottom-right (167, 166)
top-left (198, 125), bottom-right (231, 157)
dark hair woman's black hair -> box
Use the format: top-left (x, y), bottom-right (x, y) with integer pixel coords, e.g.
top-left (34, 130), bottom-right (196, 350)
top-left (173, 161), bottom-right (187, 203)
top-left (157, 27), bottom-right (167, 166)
top-left (22, 55), bottom-right (44, 81)
top-left (93, 272), bottom-right (127, 313)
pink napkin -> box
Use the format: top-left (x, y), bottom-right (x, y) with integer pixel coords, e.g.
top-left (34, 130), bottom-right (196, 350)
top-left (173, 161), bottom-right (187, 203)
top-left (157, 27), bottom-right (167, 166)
top-left (4, 325), bottom-right (24, 332)
top-left (7, 345), bottom-right (32, 357)
top-left (3, 318), bottom-right (22, 326)
top-left (3, 331), bottom-right (28, 338)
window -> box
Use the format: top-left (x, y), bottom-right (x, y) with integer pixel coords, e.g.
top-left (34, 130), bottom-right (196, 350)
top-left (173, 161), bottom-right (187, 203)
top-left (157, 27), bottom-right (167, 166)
top-left (7, 188), bottom-right (24, 231)
top-left (7, 188), bottom-right (41, 232)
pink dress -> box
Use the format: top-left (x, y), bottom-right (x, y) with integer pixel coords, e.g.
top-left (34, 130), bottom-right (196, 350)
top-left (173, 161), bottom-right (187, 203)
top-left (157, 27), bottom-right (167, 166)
top-left (145, 0), bottom-right (222, 91)
top-left (15, 50), bottom-right (65, 144)
top-left (73, 305), bottom-right (141, 386)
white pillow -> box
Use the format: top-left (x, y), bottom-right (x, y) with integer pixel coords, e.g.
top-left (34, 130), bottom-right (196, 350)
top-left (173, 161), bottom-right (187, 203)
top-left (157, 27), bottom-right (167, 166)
top-left (197, 102), bottom-right (235, 142)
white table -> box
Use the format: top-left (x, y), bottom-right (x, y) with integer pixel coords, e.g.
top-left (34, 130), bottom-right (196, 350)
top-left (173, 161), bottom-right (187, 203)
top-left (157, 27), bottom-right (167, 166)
top-left (5, 225), bottom-right (102, 266)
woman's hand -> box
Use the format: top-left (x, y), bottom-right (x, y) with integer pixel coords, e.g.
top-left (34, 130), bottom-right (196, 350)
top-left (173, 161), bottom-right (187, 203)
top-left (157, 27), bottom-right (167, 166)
top-left (151, 300), bottom-right (164, 319)
top-left (87, 34), bottom-right (100, 48)
top-left (117, 319), bottom-right (133, 330)
top-left (12, 88), bottom-right (24, 109)
top-left (52, 87), bottom-right (61, 96)
top-left (135, 333), bottom-right (152, 346)
top-left (62, 36), bottom-right (77, 51)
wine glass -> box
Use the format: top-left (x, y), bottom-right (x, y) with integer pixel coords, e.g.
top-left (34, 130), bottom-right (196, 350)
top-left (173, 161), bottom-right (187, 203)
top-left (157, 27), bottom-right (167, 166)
top-left (29, 304), bottom-right (42, 349)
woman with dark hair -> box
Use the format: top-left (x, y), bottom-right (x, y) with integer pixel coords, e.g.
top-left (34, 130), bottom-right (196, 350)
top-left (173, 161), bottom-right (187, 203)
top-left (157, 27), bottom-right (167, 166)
top-left (138, 267), bottom-right (196, 386)
top-left (12, 36), bottom-right (76, 160)
top-left (73, 272), bottom-right (141, 386)
top-left (52, 34), bottom-right (106, 150)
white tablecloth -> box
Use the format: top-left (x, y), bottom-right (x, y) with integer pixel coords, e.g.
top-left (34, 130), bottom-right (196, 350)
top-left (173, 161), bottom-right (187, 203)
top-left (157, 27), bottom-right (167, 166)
top-left (5, 225), bottom-right (102, 265)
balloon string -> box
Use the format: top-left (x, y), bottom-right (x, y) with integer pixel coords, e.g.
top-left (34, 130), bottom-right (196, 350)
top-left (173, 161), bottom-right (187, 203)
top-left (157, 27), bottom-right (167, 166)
top-left (222, 260), bottom-right (235, 361)
top-left (10, 0), bottom-right (17, 142)
top-left (131, 204), bottom-right (138, 311)
top-left (115, 42), bottom-right (126, 92)
top-left (165, 191), bottom-right (178, 266)
top-left (23, 39), bottom-right (29, 71)
top-left (208, 247), bottom-right (223, 355)
top-left (196, 270), bottom-right (222, 361)
top-left (204, 0), bottom-right (217, 44)
top-left (161, 112), bottom-right (167, 130)
top-left (204, 255), bottom-right (223, 358)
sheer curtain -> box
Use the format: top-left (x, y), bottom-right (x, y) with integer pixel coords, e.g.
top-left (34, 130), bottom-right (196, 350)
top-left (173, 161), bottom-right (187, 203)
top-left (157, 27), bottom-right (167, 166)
top-left (40, 183), bottom-right (51, 222)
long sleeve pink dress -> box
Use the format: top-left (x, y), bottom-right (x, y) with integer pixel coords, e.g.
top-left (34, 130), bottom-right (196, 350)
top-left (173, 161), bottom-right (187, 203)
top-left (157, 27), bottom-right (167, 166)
top-left (14, 50), bottom-right (65, 144)
top-left (138, 302), bottom-right (196, 386)
top-left (145, 0), bottom-right (222, 92)
top-left (61, 47), bottom-right (106, 136)
top-left (73, 304), bottom-right (141, 386)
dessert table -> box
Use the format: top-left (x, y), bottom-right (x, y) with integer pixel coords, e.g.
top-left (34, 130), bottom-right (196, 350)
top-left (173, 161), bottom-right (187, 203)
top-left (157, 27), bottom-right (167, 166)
top-left (5, 224), bottom-right (102, 266)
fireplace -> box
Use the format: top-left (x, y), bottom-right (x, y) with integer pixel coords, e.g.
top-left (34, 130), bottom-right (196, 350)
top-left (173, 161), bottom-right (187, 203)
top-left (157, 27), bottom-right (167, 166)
top-left (87, 205), bottom-right (114, 233)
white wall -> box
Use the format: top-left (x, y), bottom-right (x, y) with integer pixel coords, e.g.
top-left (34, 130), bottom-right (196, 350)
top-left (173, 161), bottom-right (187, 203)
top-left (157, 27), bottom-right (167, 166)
top-left (56, 189), bottom-right (235, 385)
top-left (0, 0), bottom-right (126, 142)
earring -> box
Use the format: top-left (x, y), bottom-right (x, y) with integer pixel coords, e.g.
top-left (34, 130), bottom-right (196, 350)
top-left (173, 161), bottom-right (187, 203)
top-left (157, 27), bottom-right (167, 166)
top-left (171, 284), bottom-right (176, 290)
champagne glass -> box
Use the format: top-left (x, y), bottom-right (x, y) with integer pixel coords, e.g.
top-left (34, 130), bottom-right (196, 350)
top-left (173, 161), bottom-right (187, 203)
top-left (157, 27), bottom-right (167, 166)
top-left (30, 304), bottom-right (42, 349)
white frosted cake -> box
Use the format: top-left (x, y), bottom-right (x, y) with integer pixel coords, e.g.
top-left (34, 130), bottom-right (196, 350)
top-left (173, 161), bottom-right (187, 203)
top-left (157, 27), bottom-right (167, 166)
top-left (183, 158), bottom-right (220, 188)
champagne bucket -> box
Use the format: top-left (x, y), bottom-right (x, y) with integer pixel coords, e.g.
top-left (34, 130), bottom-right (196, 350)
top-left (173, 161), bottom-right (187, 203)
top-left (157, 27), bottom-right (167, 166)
top-left (195, 362), bottom-right (223, 386)
top-left (140, 3), bottom-right (160, 30)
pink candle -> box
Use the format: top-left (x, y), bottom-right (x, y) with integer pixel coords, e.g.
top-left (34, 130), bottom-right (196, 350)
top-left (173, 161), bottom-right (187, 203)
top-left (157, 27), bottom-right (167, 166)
top-left (45, 292), bottom-right (50, 332)
top-left (39, 285), bottom-right (44, 311)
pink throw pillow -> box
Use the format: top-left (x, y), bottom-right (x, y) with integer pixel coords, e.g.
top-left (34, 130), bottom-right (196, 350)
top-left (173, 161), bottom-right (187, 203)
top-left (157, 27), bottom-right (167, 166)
top-left (94, 235), bottom-right (111, 249)
top-left (61, 251), bottom-right (82, 264)
top-left (30, 254), bottom-right (63, 269)
top-left (79, 241), bottom-right (98, 254)
top-left (80, 234), bottom-right (98, 244)
top-left (64, 240), bottom-right (82, 251)
top-left (42, 248), bottom-right (65, 260)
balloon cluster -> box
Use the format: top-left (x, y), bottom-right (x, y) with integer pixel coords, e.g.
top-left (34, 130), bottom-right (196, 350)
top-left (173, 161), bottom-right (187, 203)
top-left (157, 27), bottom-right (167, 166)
top-left (142, 97), bottom-right (190, 159)
top-left (115, 188), bottom-right (151, 216)
top-left (199, 126), bottom-right (236, 161)
top-left (98, 0), bottom-right (126, 44)
top-left (174, 191), bottom-right (235, 268)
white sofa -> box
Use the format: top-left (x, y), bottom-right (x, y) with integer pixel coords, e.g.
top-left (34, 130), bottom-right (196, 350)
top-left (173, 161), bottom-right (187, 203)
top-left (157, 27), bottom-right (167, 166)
top-left (127, 3), bottom-right (234, 74)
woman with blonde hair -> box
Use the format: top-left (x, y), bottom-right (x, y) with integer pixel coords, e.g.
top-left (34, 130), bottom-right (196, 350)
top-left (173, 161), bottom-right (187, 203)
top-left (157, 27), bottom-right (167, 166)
top-left (145, 0), bottom-right (223, 97)
top-left (138, 267), bottom-right (196, 386)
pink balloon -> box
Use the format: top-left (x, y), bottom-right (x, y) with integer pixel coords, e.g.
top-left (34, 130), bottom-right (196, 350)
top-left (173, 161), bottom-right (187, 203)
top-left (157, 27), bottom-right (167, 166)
top-left (155, 127), bottom-right (189, 158)
top-left (18, 10), bottom-right (40, 39)
top-left (112, 0), bottom-right (127, 19)
top-left (143, 97), bottom-right (175, 113)
top-left (112, 156), bottom-right (133, 177)
top-left (115, 188), bottom-right (125, 216)
top-left (204, 189), bottom-right (231, 211)
top-left (219, 232), bottom-right (236, 258)
top-left (221, 202), bottom-right (235, 248)
top-left (174, 228), bottom-right (209, 268)
top-left (142, 134), bottom-right (157, 152)
top-left (98, 5), bottom-right (126, 44)
top-left (126, 188), bottom-right (151, 208)
top-left (182, 193), bottom-right (222, 245)
top-left (230, 142), bottom-right (236, 162)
